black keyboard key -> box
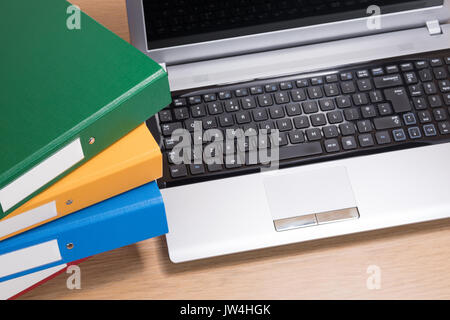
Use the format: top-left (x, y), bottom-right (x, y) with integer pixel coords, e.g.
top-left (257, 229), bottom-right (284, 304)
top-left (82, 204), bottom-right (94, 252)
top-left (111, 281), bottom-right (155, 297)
top-left (373, 115), bottom-right (402, 130)
top-left (290, 89), bottom-right (307, 102)
top-left (352, 93), bottom-right (369, 106)
top-left (207, 163), bottom-right (223, 172)
top-left (429, 95), bottom-right (443, 108)
top-left (384, 87), bottom-right (412, 113)
top-left (408, 127), bottom-right (422, 139)
top-left (236, 111), bottom-right (252, 124)
top-left (202, 116), bottom-right (217, 129)
top-left (400, 63), bottom-right (413, 71)
top-left (170, 165), bottom-right (187, 178)
top-left (203, 93), bottom-right (217, 102)
top-left (276, 118), bottom-right (293, 132)
top-left (306, 128), bottom-right (322, 141)
top-left (357, 120), bottom-right (373, 133)
top-left (340, 72), bottom-right (353, 81)
top-left (434, 67), bottom-right (447, 80)
top-left (413, 97), bottom-right (428, 110)
top-left (173, 98), bottom-right (187, 107)
top-left (445, 94), bottom-right (450, 105)
top-left (424, 82), bottom-right (437, 94)
top-left (296, 79), bottom-right (309, 88)
top-left (259, 121), bottom-right (276, 130)
top-left (341, 81), bottom-right (356, 94)
top-left (339, 123), bottom-right (356, 136)
top-left (423, 124), bottom-right (437, 137)
top-left (386, 65), bottom-right (399, 74)
top-left (324, 139), bottom-right (340, 153)
top-left (361, 105), bottom-right (377, 118)
top-left (371, 68), bottom-right (384, 76)
top-left (357, 79), bottom-right (373, 91)
top-left (191, 105), bottom-right (206, 117)
top-left (207, 102), bottom-right (224, 115)
top-left (188, 96), bottom-right (202, 105)
top-left (253, 109), bottom-right (268, 121)
top-left (323, 125), bottom-right (339, 138)
top-left (375, 131), bottom-right (391, 145)
top-left (240, 97), bottom-right (257, 109)
top-left (189, 164), bottom-right (205, 175)
top-left (327, 110), bottom-right (344, 124)
top-left (369, 90), bottom-right (383, 103)
top-left (419, 69), bottom-right (433, 82)
top-left (161, 122), bottom-right (183, 136)
top-left (293, 116), bottom-right (310, 129)
top-left (286, 103), bottom-right (302, 116)
top-left (439, 80), bottom-right (450, 93)
top-left (393, 129), bottom-right (407, 141)
top-left (269, 105), bottom-right (285, 119)
top-left (265, 83), bottom-right (278, 92)
top-left (250, 86), bottom-right (263, 95)
top-left (275, 91), bottom-right (291, 104)
top-left (319, 99), bottom-right (336, 111)
top-left (311, 77), bottom-right (324, 85)
top-left (324, 84), bottom-right (340, 97)
top-left (219, 114), bottom-right (235, 127)
top-left (418, 110), bottom-right (432, 123)
top-left (344, 108), bottom-right (360, 121)
top-left (307, 86), bottom-right (323, 99)
top-left (430, 58), bottom-right (443, 67)
top-left (438, 121), bottom-right (450, 134)
top-left (258, 94), bottom-right (274, 107)
top-left (336, 95), bottom-right (352, 108)
top-left (219, 91), bottom-right (232, 100)
top-left (173, 107), bottom-right (189, 120)
top-left (404, 72), bottom-right (418, 85)
top-left (272, 132), bottom-right (289, 147)
top-left (326, 74), bottom-right (339, 83)
top-left (302, 101), bottom-right (319, 114)
top-left (446, 57), bottom-right (450, 65)
top-left (374, 74), bottom-right (403, 89)
top-left (357, 70), bottom-right (369, 78)
top-left (224, 99), bottom-right (240, 112)
top-left (358, 134), bottom-right (375, 147)
top-left (433, 108), bottom-right (447, 121)
top-left (280, 81), bottom-right (293, 90)
top-left (415, 61), bottom-right (428, 69)
top-left (159, 110), bottom-right (172, 123)
top-left (278, 142), bottom-right (323, 160)
top-left (235, 88), bottom-right (248, 97)
top-left (288, 130), bottom-right (305, 144)
top-left (409, 84), bottom-right (423, 96)
top-left (378, 103), bottom-right (393, 116)
top-left (403, 113), bottom-right (417, 125)
top-left (342, 136), bottom-right (357, 150)
top-left (311, 114), bottom-right (327, 127)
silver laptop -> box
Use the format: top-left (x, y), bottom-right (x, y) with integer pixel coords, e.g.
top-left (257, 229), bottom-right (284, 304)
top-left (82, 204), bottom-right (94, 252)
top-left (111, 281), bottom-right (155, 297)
top-left (127, 0), bottom-right (450, 263)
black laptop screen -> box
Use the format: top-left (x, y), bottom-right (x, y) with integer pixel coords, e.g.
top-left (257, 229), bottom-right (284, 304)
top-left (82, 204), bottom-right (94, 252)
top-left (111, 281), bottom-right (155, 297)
top-left (143, 0), bottom-right (442, 50)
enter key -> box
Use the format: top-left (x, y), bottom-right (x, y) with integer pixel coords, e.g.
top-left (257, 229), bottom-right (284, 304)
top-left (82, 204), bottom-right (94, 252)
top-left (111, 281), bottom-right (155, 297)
top-left (384, 87), bottom-right (412, 113)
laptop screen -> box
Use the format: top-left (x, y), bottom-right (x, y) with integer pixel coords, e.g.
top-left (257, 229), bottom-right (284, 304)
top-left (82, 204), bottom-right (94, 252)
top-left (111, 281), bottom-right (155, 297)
top-left (143, 0), bottom-right (442, 50)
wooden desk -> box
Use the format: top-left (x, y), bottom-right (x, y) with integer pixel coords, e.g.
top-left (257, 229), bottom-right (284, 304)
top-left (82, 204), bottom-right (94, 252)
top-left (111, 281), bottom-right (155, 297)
top-left (21, 0), bottom-right (450, 300)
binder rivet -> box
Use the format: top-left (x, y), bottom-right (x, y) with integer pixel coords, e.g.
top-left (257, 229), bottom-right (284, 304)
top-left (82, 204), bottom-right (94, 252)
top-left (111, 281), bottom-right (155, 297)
top-left (88, 137), bottom-right (95, 145)
top-left (66, 200), bottom-right (73, 205)
top-left (66, 243), bottom-right (74, 250)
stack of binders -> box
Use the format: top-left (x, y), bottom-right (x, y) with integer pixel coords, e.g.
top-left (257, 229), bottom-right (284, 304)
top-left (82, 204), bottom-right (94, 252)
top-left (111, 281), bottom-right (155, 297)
top-left (0, 0), bottom-right (172, 299)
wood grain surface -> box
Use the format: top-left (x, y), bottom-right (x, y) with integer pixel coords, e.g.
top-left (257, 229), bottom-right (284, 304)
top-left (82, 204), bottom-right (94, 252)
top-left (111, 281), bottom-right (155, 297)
top-left (20, 0), bottom-right (450, 299)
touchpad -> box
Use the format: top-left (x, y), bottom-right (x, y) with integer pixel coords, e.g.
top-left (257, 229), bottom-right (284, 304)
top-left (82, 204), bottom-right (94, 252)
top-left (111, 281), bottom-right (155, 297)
top-left (262, 166), bottom-right (358, 231)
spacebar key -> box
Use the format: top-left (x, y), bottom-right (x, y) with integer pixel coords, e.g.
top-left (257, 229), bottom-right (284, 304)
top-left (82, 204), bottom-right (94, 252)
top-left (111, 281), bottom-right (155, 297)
top-left (278, 142), bottom-right (323, 160)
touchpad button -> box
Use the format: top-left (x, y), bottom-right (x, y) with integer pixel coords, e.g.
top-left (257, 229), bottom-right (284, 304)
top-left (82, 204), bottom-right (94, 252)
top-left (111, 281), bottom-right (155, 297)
top-left (262, 166), bottom-right (358, 231)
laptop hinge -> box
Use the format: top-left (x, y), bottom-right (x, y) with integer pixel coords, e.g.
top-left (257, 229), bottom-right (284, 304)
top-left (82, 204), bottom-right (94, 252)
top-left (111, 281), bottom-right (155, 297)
top-left (426, 20), bottom-right (442, 36)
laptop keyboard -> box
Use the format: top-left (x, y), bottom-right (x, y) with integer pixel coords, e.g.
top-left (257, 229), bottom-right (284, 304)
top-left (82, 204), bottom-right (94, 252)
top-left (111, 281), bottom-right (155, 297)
top-left (153, 50), bottom-right (450, 188)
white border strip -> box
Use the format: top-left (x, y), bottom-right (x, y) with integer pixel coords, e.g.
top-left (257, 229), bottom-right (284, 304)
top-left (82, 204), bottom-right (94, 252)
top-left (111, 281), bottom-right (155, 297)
top-left (0, 239), bottom-right (62, 279)
top-left (0, 138), bottom-right (84, 212)
top-left (0, 263), bottom-right (66, 300)
top-left (0, 202), bottom-right (58, 239)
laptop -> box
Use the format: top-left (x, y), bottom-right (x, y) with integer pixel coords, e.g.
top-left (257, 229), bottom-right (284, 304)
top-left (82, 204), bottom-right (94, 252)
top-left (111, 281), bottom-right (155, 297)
top-left (127, 0), bottom-right (450, 263)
